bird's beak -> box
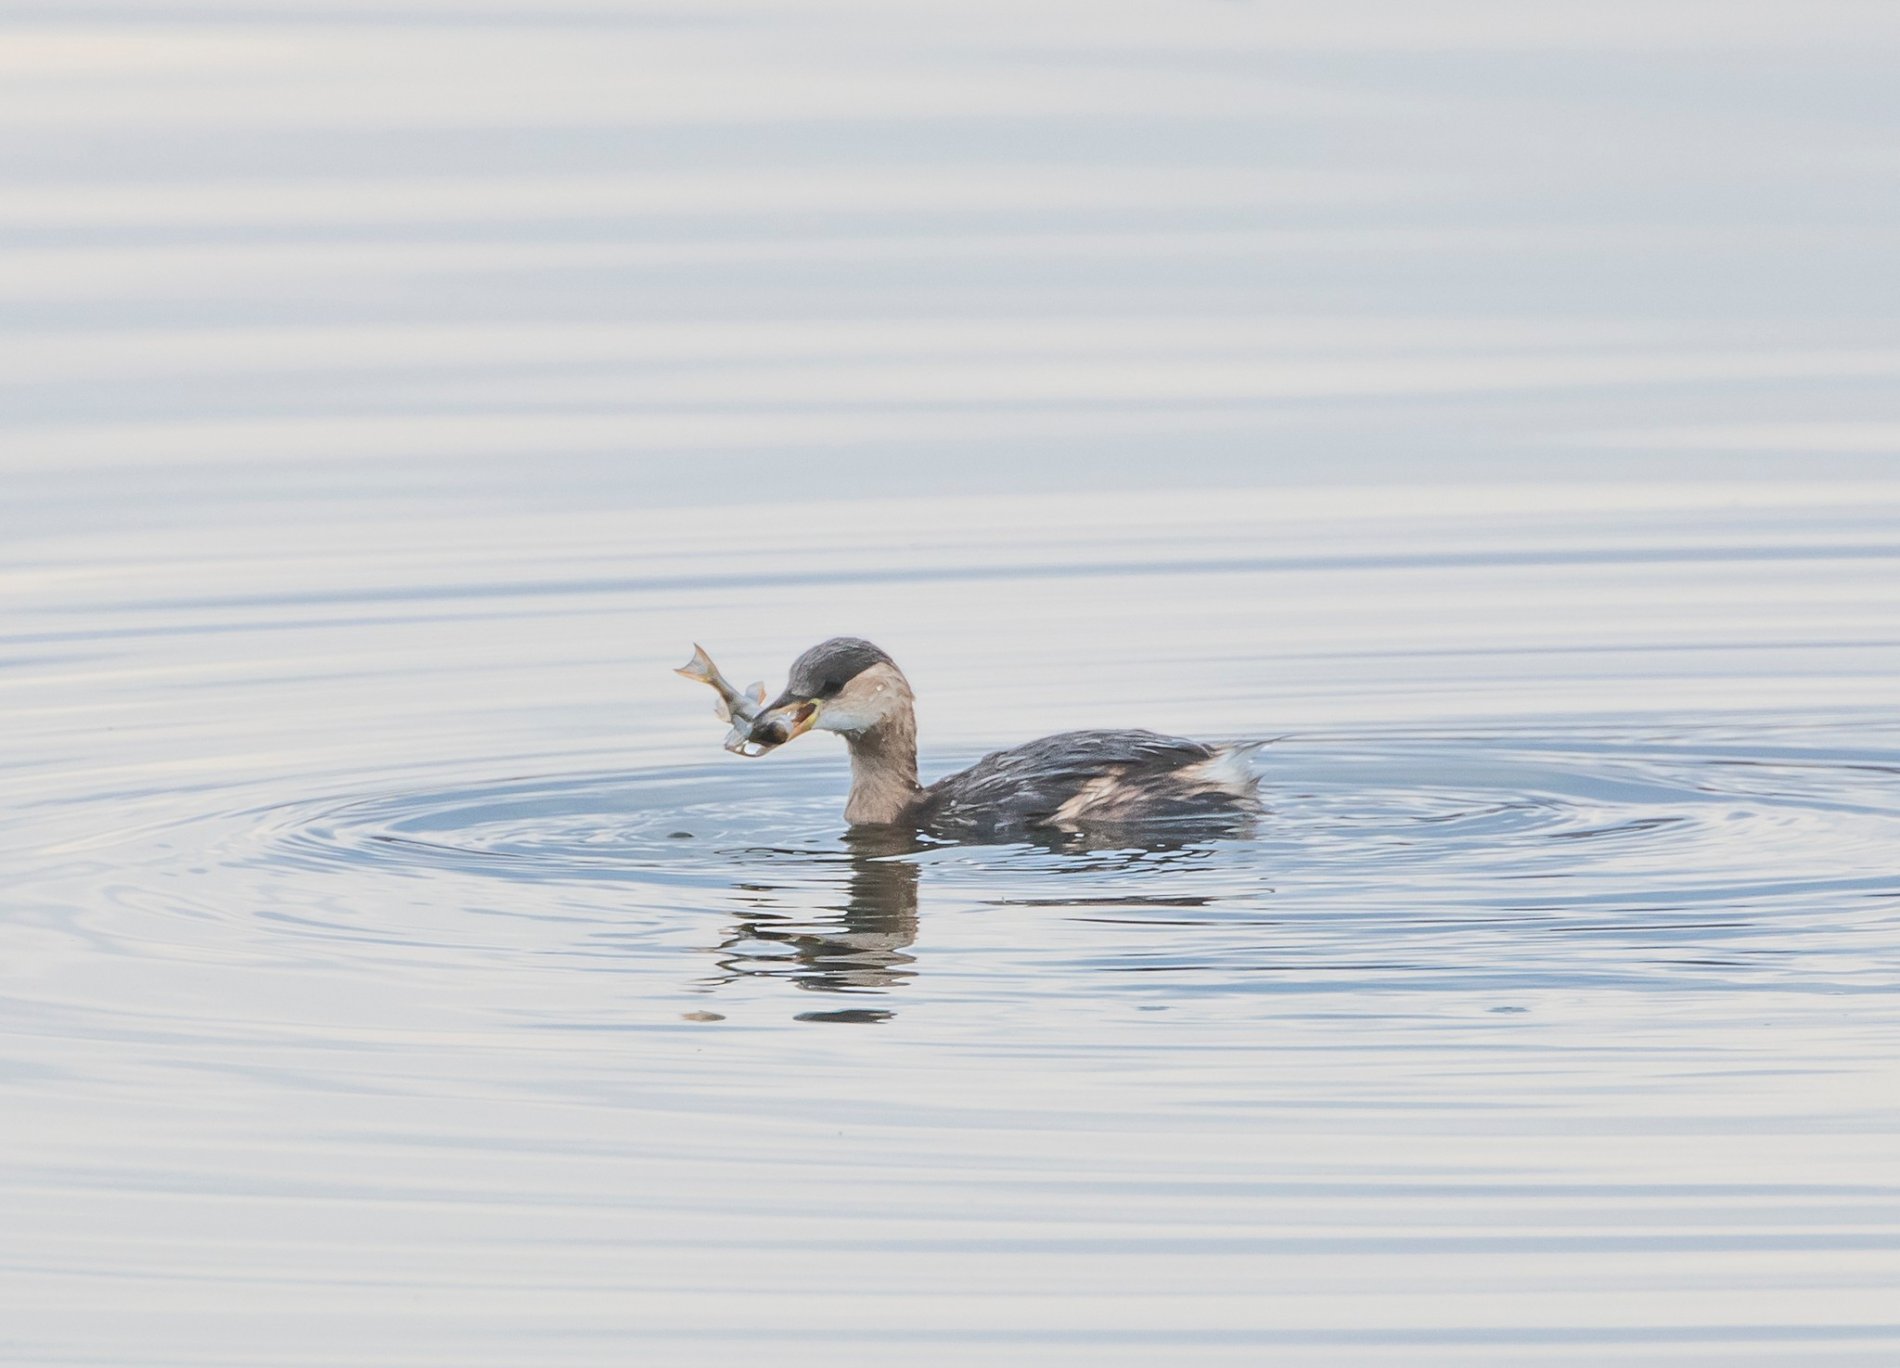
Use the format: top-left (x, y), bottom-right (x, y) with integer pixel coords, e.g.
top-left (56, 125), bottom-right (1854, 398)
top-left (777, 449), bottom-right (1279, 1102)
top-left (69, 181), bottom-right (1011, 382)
top-left (747, 697), bottom-right (820, 752)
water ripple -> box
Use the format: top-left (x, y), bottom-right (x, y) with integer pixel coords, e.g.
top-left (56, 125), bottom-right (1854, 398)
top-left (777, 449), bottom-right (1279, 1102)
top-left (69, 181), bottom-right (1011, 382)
top-left (194, 728), bottom-right (1900, 1007)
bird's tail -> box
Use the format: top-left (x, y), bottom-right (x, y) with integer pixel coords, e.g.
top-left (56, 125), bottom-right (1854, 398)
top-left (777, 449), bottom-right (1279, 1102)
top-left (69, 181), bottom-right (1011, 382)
top-left (1198, 735), bottom-right (1283, 795)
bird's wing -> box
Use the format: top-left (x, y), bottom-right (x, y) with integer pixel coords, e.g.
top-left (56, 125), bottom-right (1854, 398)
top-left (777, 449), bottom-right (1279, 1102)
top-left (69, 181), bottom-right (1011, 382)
top-left (921, 729), bottom-right (1220, 832)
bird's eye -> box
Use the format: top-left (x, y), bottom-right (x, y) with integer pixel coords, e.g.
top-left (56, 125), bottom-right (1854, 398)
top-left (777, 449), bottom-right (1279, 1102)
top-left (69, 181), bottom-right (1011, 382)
top-left (817, 678), bottom-right (845, 699)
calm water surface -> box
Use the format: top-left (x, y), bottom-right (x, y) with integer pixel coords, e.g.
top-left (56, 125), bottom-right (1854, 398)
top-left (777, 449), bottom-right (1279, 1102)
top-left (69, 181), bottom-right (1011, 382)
top-left (6, 3), bottom-right (1900, 1365)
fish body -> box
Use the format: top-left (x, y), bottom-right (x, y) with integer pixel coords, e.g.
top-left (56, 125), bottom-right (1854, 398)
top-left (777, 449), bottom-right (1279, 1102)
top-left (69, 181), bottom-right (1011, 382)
top-left (675, 644), bottom-right (767, 754)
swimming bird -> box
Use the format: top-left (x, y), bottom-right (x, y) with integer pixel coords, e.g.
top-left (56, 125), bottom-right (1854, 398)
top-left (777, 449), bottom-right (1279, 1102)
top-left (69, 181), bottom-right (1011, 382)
top-left (742, 637), bottom-right (1264, 836)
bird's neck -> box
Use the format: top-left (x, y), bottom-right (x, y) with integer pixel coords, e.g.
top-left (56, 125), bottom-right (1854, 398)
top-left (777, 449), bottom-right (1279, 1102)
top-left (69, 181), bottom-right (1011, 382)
top-left (843, 703), bottom-right (922, 826)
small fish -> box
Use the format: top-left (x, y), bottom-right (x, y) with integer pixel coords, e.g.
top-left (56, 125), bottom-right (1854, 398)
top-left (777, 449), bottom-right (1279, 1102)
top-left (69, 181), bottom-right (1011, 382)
top-left (675, 644), bottom-right (768, 755)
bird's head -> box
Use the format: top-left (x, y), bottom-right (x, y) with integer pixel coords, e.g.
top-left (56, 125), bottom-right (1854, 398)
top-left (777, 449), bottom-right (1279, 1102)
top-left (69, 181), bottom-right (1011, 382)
top-left (747, 637), bottom-right (912, 752)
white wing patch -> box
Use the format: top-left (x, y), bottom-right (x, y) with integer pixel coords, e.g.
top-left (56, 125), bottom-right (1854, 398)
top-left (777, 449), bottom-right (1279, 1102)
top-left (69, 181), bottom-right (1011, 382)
top-left (1050, 772), bottom-right (1141, 825)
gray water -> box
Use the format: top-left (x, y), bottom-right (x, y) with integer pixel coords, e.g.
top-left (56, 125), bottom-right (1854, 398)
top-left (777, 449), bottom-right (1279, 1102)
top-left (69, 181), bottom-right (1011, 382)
top-left (6, 4), bottom-right (1900, 1365)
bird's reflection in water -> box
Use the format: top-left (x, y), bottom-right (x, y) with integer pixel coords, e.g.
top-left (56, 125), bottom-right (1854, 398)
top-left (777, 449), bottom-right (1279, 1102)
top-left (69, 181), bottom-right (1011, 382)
top-left (704, 828), bottom-right (923, 1019)
top-left (699, 819), bottom-right (1251, 1021)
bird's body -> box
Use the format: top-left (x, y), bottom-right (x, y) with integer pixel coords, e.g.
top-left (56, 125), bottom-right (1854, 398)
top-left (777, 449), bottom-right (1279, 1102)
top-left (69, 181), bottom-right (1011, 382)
top-left (918, 728), bottom-right (1262, 837)
top-left (723, 637), bottom-right (1263, 836)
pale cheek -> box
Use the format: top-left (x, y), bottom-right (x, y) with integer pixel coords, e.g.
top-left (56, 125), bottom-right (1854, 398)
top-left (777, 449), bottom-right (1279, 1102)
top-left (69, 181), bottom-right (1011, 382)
top-left (819, 685), bottom-right (894, 734)
top-left (817, 703), bottom-right (873, 733)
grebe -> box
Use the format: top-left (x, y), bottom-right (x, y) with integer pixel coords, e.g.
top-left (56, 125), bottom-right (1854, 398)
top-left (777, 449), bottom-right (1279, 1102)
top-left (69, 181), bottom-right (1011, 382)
top-left (743, 637), bottom-right (1264, 836)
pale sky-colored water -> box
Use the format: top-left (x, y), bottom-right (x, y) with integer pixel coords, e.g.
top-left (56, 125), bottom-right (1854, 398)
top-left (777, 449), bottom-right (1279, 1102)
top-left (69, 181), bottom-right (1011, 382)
top-left (4, 5), bottom-right (1900, 1366)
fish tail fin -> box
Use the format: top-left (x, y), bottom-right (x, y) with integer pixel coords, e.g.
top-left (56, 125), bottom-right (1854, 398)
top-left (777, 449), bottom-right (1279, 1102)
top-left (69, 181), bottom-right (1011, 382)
top-left (674, 643), bottom-right (716, 682)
